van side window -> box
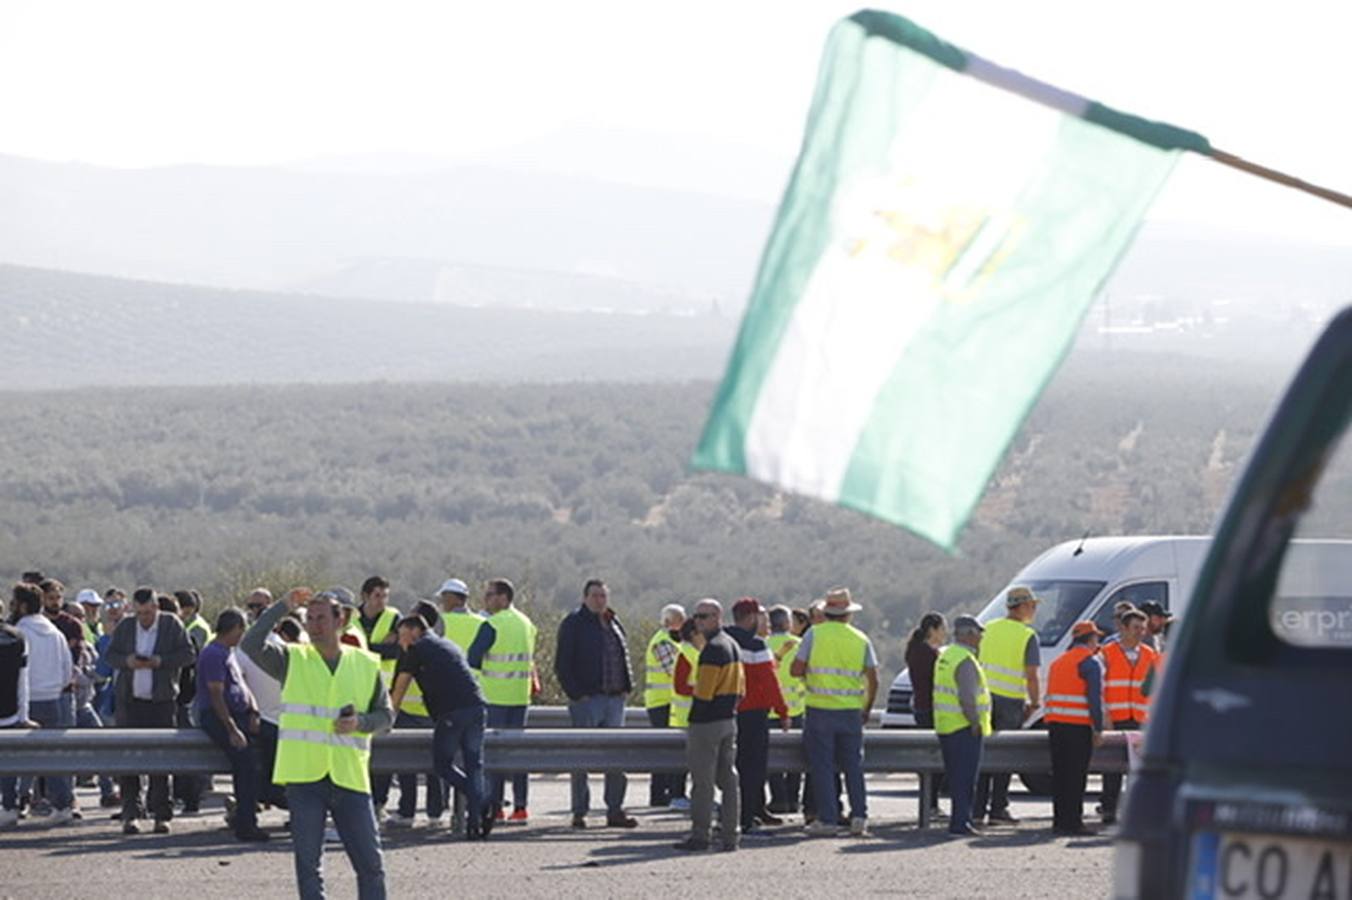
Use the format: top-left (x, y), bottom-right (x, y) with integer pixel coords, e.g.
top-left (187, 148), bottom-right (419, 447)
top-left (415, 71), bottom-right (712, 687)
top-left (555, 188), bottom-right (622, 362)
top-left (1267, 431), bottom-right (1352, 649)
top-left (1093, 582), bottom-right (1169, 637)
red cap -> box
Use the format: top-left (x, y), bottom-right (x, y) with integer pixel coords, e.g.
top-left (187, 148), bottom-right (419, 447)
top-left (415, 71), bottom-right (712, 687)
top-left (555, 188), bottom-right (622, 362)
top-left (1071, 621), bottom-right (1105, 639)
top-left (732, 597), bottom-right (765, 619)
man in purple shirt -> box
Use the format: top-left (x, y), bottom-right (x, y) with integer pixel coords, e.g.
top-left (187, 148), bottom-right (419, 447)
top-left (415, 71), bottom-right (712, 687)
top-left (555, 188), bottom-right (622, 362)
top-left (195, 608), bottom-right (268, 842)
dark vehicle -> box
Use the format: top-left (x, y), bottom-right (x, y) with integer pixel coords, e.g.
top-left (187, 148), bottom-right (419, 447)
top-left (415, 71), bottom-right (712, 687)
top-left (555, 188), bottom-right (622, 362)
top-left (1114, 306), bottom-right (1352, 899)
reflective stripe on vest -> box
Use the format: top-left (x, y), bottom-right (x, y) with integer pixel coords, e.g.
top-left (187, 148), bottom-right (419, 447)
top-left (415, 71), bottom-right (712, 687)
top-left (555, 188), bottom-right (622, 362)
top-left (669, 643), bottom-right (701, 728)
top-left (979, 618), bottom-right (1035, 700)
top-left (1043, 646), bottom-right (1097, 726)
top-left (766, 633), bottom-right (804, 719)
top-left (932, 644), bottom-right (992, 736)
top-left (1100, 641), bottom-right (1157, 724)
top-left (480, 607), bottom-right (535, 707)
top-left (804, 621), bottom-right (869, 711)
top-left (644, 629), bottom-right (679, 709)
top-left (274, 643), bottom-right (381, 794)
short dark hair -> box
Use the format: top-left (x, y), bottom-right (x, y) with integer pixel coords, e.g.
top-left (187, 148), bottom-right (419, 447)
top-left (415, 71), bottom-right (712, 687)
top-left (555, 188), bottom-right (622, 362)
top-left (215, 608), bottom-right (246, 634)
top-left (398, 614), bottom-right (428, 633)
top-left (157, 594), bottom-right (180, 614)
top-left (361, 576), bottom-right (390, 597)
top-left (175, 590), bottom-right (197, 610)
top-left (489, 578), bottom-right (515, 603)
top-left (21, 571), bottom-right (44, 585)
top-left (39, 578), bottom-right (63, 594)
top-left (583, 579), bottom-right (606, 597)
top-left (11, 583), bottom-right (43, 621)
top-left (132, 587), bottom-right (157, 606)
top-left (104, 587), bottom-right (126, 601)
top-left (276, 617), bottom-right (304, 642)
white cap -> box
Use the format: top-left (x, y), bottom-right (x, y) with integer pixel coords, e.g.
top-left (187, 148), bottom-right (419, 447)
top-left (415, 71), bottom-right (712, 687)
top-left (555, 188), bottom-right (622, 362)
top-left (437, 578), bottom-right (469, 596)
top-left (76, 588), bottom-right (103, 606)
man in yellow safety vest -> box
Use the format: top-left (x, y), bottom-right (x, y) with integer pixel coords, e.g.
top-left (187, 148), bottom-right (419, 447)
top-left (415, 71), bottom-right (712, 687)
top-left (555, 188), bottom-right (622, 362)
top-left (240, 586), bottom-right (393, 900)
top-left (643, 603), bottom-right (686, 808)
top-left (975, 585), bottom-right (1042, 826)
top-left (933, 615), bottom-right (992, 837)
top-left (466, 578), bottom-right (538, 823)
top-left (791, 587), bottom-right (879, 838)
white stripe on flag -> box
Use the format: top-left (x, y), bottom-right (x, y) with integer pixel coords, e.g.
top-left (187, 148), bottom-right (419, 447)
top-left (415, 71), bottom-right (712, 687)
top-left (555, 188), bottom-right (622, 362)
top-left (742, 66), bottom-right (1062, 500)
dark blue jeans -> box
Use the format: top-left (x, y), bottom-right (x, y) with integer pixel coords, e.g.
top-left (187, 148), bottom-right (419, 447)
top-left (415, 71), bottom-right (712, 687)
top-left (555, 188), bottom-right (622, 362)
top-left (287, 778), bottom-right (386, 900)
top-left (938, 727), bottom-right (984, 833)
top-left (433, 705), bottom-right (486, 828)
top-left (803, 708), bottom-right (867, 825)
top-left (201, 709), bottom-right (260, 835)
top-left (486, 704), bottom-right (528, 811)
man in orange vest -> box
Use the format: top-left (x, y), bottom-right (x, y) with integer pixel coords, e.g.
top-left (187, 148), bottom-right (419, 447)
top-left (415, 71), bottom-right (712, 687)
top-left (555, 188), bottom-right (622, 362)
top-left (1044, 621), bottom-right (1105, 837)
top-left (1098, 608), bottom-right (1157, 825)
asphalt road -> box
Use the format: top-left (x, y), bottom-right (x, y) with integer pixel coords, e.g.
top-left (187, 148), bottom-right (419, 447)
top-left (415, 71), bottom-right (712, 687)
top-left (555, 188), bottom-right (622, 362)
top-left (0, 775), bottom-right (1115, 898)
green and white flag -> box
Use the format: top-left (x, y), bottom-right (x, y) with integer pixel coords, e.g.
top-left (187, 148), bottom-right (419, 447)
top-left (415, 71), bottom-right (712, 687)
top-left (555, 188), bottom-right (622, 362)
top-left (693, 10), bottom-right (1210, 551)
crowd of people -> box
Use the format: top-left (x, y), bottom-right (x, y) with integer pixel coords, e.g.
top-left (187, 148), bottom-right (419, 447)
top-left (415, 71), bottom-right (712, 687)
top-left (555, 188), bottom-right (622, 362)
top-left (1, 571), bottom-right (1162, 898)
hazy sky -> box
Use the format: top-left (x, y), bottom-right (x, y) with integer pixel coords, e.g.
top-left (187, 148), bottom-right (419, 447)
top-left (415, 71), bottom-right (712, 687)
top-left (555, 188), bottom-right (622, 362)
top-left (4, 0), bottom-right (1350, 244)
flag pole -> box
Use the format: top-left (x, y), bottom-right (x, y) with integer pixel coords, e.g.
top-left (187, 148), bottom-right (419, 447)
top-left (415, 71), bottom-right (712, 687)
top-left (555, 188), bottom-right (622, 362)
top-left (1208, 148), bottom-right (1352, 211)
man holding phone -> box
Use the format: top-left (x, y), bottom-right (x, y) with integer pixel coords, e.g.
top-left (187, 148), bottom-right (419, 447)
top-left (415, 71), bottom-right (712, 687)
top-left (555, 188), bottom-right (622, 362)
top-left (106, 587), bottom-right (195, 835)
top-left (241, 586), bottom-right (392, 900)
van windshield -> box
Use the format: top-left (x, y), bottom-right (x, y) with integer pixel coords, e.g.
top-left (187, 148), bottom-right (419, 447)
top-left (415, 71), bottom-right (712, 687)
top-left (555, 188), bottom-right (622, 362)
top-left (977, 580), bottom-right (1107, 646)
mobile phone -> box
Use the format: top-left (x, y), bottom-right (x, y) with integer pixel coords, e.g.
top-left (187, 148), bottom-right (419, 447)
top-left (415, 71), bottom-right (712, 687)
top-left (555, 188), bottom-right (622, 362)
top-left (134, 654), bottom-right (150, 661)
top-left (339, 704), bottom-right (355, 718)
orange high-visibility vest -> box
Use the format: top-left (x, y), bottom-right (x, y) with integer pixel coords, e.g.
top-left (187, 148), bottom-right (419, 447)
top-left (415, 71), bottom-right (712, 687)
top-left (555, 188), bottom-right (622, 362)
top-left (1101, 641), bottom-right (1157, 725)
top-left (1044, 645), bottom-right (1098, 727)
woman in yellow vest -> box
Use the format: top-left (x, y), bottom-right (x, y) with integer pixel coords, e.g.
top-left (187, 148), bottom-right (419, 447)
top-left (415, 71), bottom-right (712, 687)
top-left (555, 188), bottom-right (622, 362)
top-left (643, 603), bottom-right (687, 808)
top-left (240, 587), bottom-right (393, 900)
top-left (932, 615), bottom-right (992, 837)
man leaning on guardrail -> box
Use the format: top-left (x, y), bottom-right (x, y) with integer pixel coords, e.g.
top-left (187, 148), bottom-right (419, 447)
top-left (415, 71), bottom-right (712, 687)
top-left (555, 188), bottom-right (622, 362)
top-left (242, 587), bottom-right (393, 900)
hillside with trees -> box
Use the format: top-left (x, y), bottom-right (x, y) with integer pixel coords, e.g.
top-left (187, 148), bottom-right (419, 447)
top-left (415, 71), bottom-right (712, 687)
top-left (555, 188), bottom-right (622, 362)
top-left (4, 351), bottom-right (1319, 691)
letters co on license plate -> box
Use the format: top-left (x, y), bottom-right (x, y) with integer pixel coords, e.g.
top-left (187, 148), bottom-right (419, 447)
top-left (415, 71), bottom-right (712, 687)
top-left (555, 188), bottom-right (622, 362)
top-left (1190, 831), bottom-right (1352, 899)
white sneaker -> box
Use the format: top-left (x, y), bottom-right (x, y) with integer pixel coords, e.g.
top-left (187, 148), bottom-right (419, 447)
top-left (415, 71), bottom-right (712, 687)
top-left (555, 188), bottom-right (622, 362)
top-left (51, 808), bottom-right (76, 825)
top-left (804, 820), bottom-right (840, 837)
top-left (668, 798), bottom-right (691, 812)
top-left (426, 813), bottom-right (449, 829)
top-left (385, 813), bottom-right (416, 828)
top-left (849, 817), bottom-right (868, 837)
top-left (0, 808), bottom-right (18, 828)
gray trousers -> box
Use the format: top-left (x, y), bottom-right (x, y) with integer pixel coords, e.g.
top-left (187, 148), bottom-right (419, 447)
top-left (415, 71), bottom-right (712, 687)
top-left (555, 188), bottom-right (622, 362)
top-left (686, 718), bottom-right (739, 847)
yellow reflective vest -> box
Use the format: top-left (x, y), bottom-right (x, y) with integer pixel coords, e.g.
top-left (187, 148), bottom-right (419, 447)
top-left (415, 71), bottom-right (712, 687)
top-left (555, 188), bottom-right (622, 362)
top-left (669, 642), bottom-right (701, 727)
top-left (766, 632), bottom-right (805, 719)
top-left (932, 643), bottom-right (992, 736)
top-left (480, 607), bottom-right (535, 707)
top-left (274, 643), bottom-right (382, 794)
top-left (804, 621), bottom-right (869, 711)
top-left (644, 629), bottom-right (680, 709)
top-left (979, 617), bottom-right (1036, 700)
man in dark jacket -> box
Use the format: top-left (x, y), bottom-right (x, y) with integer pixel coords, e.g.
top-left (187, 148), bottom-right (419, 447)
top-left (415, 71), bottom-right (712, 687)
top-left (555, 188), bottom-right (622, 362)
top-left (106, 587), bottom-right (196, 834)
top-left (554, 579), bottom-right (637, 829)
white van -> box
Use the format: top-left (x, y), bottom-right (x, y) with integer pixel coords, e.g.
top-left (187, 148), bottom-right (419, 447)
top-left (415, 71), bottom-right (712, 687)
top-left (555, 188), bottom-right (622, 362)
top-left (882, 535), bottom-right (1212, 729)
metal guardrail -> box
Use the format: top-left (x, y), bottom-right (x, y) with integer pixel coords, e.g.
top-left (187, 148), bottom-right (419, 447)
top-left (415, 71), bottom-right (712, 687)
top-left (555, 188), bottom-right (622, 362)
top-left (525, 707), bottom-right (884, 728)
top-left (0, 727), bottom-right (1126, 829)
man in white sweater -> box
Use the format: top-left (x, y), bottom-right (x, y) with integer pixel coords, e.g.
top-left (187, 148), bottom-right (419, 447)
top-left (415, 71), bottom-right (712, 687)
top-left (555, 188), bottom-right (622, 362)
top-left (10, 582), bottom-right (75, 823)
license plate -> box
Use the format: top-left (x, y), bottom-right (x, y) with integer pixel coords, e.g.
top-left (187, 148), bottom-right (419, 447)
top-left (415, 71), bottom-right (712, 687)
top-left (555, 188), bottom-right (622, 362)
top-left (1190, 831), bottom-right (1352, 899)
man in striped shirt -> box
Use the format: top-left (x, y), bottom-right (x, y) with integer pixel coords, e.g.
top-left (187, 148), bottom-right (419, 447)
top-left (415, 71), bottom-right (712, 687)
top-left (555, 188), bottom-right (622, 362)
top-left (726, 597), bottom-right (788, 836)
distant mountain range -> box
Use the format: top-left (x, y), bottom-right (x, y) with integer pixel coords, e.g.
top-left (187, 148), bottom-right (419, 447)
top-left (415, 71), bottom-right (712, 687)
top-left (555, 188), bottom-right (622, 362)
top-left (3, 151), bottom-right (1348, 322)
top-left (0, 264), bottom-right (735, 390)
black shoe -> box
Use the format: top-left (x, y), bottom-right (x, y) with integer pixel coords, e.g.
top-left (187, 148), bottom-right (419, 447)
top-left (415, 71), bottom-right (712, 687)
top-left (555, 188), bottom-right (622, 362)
top-left (236, 828), bottom-right (271, 843)
top-left (122, 820), bottom-right (141, 835)
top-left (100, 794), bottom-right (122, 809)
top-left (153, 819), bottom-right (171, 835)
top-left (571, 816), bottom-right (587, 829)
top-left (480, 808), bottom-right (496, 838)
top-left (182, 804), bottom-right (200, 814)
top-left (1054, 824), bottom-right (1099, 836)
top-left (756, 812), bottom-right (784, 826)
top-left (606, 812), bottom-right (638, 829)
top-left (986, 810), bottom-right (1019, 824)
